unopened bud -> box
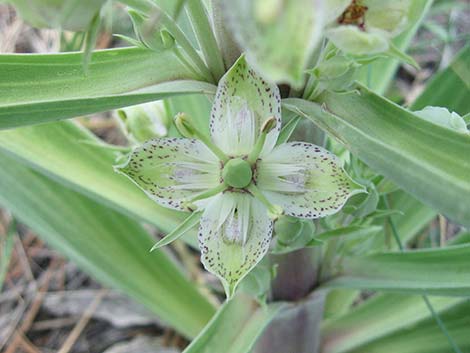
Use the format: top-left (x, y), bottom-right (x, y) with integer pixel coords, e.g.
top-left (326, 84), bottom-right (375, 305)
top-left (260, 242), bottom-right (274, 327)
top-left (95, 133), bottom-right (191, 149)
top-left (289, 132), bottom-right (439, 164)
top-left (174, 113), bottom-right (197, 138)
top-left (116, 101), bottom-right (169, 143)
top-left (414, 106), bottom-right (468, 134)
top-left (311, 56), bottom-right (359, 91)
top-left (128, 8), bottom-right (166, 52)
top-left (160, 29), bottom-right (175, 49)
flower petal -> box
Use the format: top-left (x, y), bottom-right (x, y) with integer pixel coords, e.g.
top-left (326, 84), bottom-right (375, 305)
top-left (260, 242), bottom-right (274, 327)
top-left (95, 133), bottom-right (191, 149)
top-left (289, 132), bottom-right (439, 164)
top-left (326, 26), bottom-right (389, 55)
top-left (223, 0), bottom-right (324, 88)
top-left (364, 0), bottom-right (411, 35)
top-left (116, 138), bottom-right (220, 211)
top-left (256, 142), bottom-right (364, 218)
top-left (198, 192), bottom-right (273, 297)
top-left (210, 56), bottom-right (281, 157)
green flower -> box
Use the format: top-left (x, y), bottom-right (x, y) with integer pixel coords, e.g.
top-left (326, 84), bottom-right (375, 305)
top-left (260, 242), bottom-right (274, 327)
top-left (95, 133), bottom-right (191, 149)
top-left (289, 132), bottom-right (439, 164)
top-left (116, 56), bottom-right (363, 297)
top-left (326, 0), bottom-right (412, 55)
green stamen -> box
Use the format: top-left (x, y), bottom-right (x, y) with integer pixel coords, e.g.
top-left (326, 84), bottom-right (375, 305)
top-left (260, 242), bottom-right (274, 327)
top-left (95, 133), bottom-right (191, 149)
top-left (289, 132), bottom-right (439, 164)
top-left (247, 116), bottom-right (277, 164)
top-left (222, 158), bottom-right (253, 188)
top-left (174, 113), bottom-right (229, 162)
top-left (184, 183), bottom-right (227, 208)
top-left (247, 184), bottom-right (283, 219)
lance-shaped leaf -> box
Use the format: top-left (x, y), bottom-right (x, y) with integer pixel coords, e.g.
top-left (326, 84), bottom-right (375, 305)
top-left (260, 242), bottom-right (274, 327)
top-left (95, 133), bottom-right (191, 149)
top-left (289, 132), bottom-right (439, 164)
top-left (336, 300), bottom-right (470, 353)
top-left (0, 121), bottom-right (194, 243)
top-left (323, 244), bottom-right (470, 296)
top-left (0, 151), bottom-right (215, 338)
top-left (283, 84), bottom-right (470, 227)
top-left (183, 293), bottom-right (285, 353)
top-left (322, 293), bottom-right (465, 353)
top-left (0, 48), bottom-right (215, 129)
top-left (412, 45), bottom-right (470, 116)
top-left (223, 0), bottom-right (324, 88)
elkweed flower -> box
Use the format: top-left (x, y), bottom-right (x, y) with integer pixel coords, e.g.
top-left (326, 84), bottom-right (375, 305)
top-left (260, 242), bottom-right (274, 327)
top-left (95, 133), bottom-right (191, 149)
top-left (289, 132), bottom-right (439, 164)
top-left (325, 0), bottom-right (412, 55)
top-left (115, 56), bottom-right (363, 297)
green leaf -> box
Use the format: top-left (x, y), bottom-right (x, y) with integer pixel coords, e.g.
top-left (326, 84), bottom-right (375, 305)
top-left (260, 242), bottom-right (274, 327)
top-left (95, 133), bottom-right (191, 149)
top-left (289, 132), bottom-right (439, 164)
top-left (0, 121), bottom-right (198, 245)
top-left (276, 115), bottom-right (302, 146)
top-left (0, 47), bottom-right (215, 129)
top-left (340, 300), bottom-right (470, 353)
top-left (0, 150), bottom-right (215, 338)
top-left (322, 293), bottom-right (465, 353)
top-left (307, 225), bottom-right (382, 247)
top-left (185, 0), bottom-right (225, 81)
top-left (387, 191), bottom-right (436, 246)
top-left (183, 293), bottom-right (285, 353)
top-left (82, 11), bottom-right (101, 73)
top-left (412, 45), bottom-right (470, 116)
top-left (283, 85), bottom-right (470, 227)
top-left (151, 211), bottom-right (202, 251)
top-left (323, 244), bottom-right (470, 296)
top-left (223, 0), bottom-right (324, 87)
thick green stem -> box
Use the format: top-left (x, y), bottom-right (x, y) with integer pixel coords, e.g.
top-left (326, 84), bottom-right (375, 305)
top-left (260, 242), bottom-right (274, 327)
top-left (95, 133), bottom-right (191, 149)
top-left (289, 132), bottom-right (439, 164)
top-left (122, 0), bottom-right (214, 83)
top-left (186, 0), bottom-right (226, 81)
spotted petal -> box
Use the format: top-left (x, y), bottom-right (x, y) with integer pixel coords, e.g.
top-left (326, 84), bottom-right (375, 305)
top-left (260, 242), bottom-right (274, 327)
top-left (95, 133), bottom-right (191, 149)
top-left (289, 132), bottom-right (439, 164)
top-left (256, 142), bottom-right (364, 218)
top-left (210, 56), bottom-right (281, 157)
top-left (116, 138), bottom-right (220, 211)
top-left (198, 192), bottom-right (273, 297)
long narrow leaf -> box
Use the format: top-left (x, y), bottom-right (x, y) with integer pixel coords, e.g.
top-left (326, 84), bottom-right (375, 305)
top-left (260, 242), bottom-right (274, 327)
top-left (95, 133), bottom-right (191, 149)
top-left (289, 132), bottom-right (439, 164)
top-left (322, 294), bottom-right (464, 353)
top-left (0, 151), bottom-right (215, 338)
top-left (183, 293), bottom-right (284, 353)
top-left (344, 301), bottom-right (470, 353)
top-left (323, 244), bottom-right (470, 296)
top-left (0, 121), bottom-right (197, 244)
top-left (0, 48), bottom-right (215, 129)
top-left (412, 45), bottom-right (470, 115)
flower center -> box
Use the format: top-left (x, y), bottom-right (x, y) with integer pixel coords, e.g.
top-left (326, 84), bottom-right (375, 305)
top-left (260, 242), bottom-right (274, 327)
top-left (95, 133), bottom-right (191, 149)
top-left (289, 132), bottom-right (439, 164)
top-left (338, 0), bottom-right (368, 30)
top-left (222, 158), bottom-right (253, 189)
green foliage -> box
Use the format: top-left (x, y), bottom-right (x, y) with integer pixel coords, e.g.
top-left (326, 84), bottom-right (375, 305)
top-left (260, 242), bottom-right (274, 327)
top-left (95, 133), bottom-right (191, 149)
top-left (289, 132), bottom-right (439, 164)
top-left (0, 151), bottom-right (215, 338)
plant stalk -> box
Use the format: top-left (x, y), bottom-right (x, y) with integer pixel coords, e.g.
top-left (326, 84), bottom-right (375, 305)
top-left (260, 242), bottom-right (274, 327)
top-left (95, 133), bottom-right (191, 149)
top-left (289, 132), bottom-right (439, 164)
top-left (186, 0), bottom-right (226, 81)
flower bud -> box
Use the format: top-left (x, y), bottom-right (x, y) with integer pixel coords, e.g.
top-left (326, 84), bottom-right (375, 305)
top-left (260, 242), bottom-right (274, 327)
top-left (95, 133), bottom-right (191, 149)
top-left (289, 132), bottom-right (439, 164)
top-left (414, 107), bottom-right (468, 134)
top-left (326, 0), bottom-right (412, 55)
top-left (311, 55), bottom-right (360, 91)
top-left (174, 112), bottom-right (198, 138)
top-left (116, 101), bottom-right (170, 143)
top-left (8, 0), bottom-right (106, 31)
top-left (274, 215), bottom-right (303, 245)
top-left (128, 8), bottom-right (174, 52)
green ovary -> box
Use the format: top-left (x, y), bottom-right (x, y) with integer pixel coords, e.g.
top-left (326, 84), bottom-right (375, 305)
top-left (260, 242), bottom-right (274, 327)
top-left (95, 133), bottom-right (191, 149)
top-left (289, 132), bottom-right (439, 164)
top-left (222, 158), bottom-right (253, 189)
